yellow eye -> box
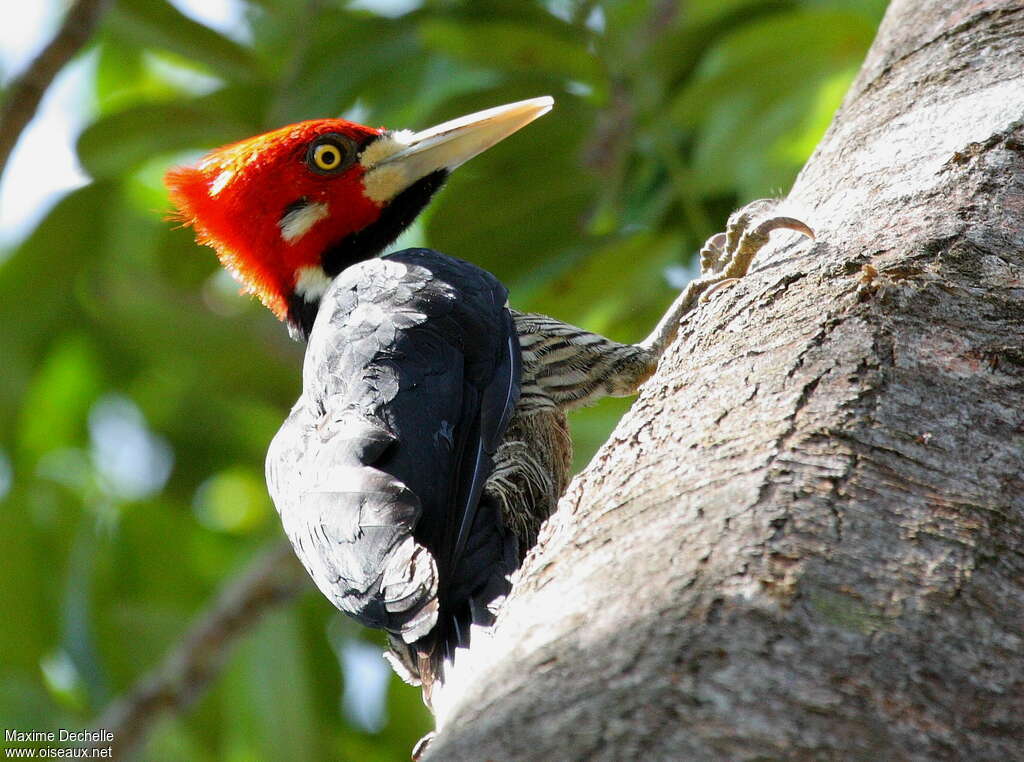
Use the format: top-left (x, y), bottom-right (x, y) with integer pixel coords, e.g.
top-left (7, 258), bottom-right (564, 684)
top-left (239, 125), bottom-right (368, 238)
top-left (306, 134), bottom-right (357, 174)
top-left (312, 143), bottom-right (342, 171)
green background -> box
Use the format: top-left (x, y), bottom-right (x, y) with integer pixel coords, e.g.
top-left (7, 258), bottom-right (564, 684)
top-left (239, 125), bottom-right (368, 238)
top-left (0, 0), bottom-right (884, 758)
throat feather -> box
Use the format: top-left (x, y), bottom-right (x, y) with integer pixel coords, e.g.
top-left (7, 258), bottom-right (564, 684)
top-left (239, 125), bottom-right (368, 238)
top-left (320, 170), bottom-right (448, 276)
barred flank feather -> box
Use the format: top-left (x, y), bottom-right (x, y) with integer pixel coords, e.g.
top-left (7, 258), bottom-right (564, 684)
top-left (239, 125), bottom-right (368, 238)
top-left (481, 311), bottom-right (661, 563)
top-left (514, 311), bottom-right (658, 412)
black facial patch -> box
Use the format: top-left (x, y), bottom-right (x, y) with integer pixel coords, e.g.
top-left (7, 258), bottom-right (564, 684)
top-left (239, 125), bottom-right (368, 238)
top-left (320, 170), bottom-right (449, 277)
top-left (279, 197), bottom-right (310, 226)
top-left (286, 290), bottom-right (322, 342)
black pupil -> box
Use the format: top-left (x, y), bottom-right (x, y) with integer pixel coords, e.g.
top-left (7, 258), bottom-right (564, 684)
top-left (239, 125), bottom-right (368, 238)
top-left (309, 135), bottom-right (354, 173)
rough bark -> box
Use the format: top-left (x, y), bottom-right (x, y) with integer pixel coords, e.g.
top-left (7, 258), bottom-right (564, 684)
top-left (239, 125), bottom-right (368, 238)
top-left (425, 1), bottom-right (1024, 759)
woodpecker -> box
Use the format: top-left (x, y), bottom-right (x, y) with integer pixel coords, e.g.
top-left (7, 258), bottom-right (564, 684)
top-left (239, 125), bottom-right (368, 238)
top-left (165, 98), bottom-right (813, 707)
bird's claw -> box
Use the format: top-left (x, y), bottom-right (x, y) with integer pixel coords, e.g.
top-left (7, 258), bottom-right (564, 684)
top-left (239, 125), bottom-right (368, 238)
top-left (699, 232), bottom-right (729, 275)
top-left (699, 199), bottom-right (815, 280)
top-left (642, 200), bottom-right (813, 359)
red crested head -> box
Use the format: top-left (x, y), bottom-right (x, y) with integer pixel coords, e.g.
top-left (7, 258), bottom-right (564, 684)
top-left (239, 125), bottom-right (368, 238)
top-left (165, 119), bottom-right (383, 322)
top-left (165, 97), bottom-right (554, 339)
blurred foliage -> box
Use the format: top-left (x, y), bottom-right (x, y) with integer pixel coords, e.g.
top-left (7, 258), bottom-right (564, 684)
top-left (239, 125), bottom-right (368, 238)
top-left (0, 0), bottom-right (884, 758)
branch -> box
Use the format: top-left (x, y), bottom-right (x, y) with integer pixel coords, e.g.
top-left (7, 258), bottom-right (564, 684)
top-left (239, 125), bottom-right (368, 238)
top-left (0, 0), bottom-right (108, 179)
top-left (89, 542), bottom-right (309, 758)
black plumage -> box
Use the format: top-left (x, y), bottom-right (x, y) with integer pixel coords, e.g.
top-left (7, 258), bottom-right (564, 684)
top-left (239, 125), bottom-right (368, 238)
top-left (267, 248), bottom-right (520, 692)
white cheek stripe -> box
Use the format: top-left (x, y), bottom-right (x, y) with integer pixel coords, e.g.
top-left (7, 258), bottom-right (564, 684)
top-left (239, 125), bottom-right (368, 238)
top-left (279, 201), bottom-right (330, 243)
top-left (294, 266), bottom-right (334, 300)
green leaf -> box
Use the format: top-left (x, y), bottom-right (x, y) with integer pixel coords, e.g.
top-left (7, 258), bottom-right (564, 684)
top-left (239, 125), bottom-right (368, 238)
top-left (218, 609), bottom-right (318, 760)
top-left (420, 19), bottom-right (603, 89)
top-left (76, 95), bottom-right (257, 179)
top-left (17, 336), bottom-right (104, 464)
top-left (107, 0), bottom-right (258, 82)
top-left (670, 8), bottom-right (876, 195)
top-left (0, 184), bottom-right (111, 432)
top-left (265, 12), bottom-right (422, 124)
top-left (193, 467), bottom-right (272, 534)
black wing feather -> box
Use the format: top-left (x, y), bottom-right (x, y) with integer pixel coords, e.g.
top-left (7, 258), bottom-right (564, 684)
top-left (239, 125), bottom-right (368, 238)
top-left (267, 249), bottom-right (520, 664)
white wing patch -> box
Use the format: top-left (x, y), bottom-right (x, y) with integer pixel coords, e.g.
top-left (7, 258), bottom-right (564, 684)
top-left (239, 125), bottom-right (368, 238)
top-left (279, 201), bottom-right (329, 243)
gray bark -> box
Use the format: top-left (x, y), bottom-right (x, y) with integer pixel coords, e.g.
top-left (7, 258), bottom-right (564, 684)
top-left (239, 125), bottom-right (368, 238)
top-left (424, 1), bottom-right (1024, 759)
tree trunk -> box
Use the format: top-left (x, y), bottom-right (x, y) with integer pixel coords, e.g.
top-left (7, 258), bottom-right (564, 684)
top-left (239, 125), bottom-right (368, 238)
top-left (424, 1), bottom-right (1024, 759)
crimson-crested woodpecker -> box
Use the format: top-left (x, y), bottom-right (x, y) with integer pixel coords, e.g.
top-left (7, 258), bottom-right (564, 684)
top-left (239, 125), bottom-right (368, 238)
top-left (165, 97), bottom-right (813, 705)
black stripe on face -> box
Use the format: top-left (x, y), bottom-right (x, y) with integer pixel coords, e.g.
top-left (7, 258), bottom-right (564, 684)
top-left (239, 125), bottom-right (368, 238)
top-left (286, 291), bottom-right (321, 342)
top-left (320, 169), bottom-right (449, 277)
top-left (280, 197), bottom-right (310, 222)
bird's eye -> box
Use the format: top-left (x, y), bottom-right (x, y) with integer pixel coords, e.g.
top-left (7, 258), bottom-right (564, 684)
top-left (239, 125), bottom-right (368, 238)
top-left (307, 134), bottom-right (356, 175)
top-left (313, 144), bottom-right (341, 170)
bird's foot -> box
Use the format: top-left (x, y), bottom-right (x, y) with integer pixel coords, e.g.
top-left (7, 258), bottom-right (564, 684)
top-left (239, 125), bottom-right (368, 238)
top-left (639, 200), bottom-right (813, 360)
top-left (698, 232), bottom-right (729, 276)
top-left (699, 198), bottom-right (815, 279)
